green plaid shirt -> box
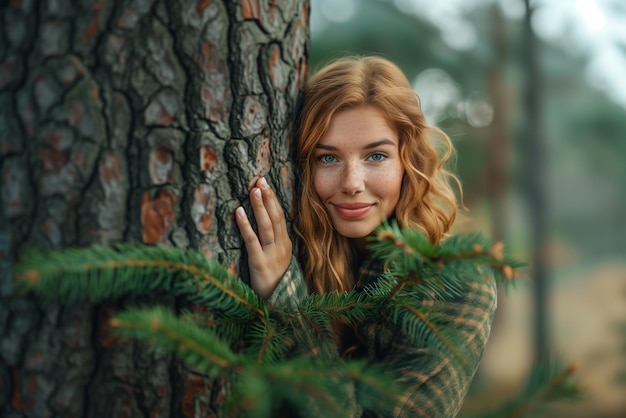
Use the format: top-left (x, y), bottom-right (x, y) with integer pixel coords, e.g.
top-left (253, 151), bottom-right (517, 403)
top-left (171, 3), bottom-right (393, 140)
top-left (268, 254), bottom-right (497, 418)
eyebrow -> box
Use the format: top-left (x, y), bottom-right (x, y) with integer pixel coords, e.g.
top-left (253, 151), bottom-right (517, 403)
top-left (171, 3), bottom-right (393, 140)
top-left (315, 139), bottom-right (396, 151)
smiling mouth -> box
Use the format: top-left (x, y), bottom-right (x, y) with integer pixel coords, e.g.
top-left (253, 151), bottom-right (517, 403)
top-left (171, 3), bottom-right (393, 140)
top-left (332, 204), bottom-right (374, 219)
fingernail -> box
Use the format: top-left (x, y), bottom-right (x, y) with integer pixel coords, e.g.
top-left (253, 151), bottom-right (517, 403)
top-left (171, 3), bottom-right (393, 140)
top-left (260, 177), bottom-right (269, 190)
top-left (236, 206), bottom-right (245, 218)
top-left (253, 188), bottom-right (262, 199)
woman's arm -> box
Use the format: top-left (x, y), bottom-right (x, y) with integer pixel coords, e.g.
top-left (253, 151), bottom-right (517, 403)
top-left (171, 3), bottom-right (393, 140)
top-left (361, 279), bottom-right (498, 418)
top-left (266, 254), bottom-right (308, 309)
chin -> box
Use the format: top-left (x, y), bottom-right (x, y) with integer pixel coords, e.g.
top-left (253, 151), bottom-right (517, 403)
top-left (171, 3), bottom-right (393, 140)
top-left (334, 225), bottom-right (376, 240)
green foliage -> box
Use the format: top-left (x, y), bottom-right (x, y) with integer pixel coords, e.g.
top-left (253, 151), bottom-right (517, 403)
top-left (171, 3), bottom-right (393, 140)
top-left (368, 221), bottom-right (524, 297)
top-left (464, 359), bottom-right (581, 418)
top-left (113, 306), bottom-right (243, 378)
top-left (16, 244), bottom-right (219, 304)
top-left (15, 223), bottom-right (533, 417)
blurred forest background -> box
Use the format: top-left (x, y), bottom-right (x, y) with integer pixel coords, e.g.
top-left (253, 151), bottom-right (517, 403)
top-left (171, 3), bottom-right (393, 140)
top-left (309, 0), bottom-right (625, 416)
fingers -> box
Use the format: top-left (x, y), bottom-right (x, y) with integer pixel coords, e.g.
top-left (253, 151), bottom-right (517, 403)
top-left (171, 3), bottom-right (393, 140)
top-left (235, 206), bottom-right (262, 252)
top-left (257, 177), bottom-right (287, 239)
top-left (234, 177), bottom-right (292, 299)
top-left (250, 179), bottom-right (275, 246)
top-left (235, 177), bottom-right (286, 251)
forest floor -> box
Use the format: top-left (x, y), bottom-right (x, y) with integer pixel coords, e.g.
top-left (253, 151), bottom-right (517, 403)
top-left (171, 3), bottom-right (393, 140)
top-left (461, 259), bottom-right (626, 417)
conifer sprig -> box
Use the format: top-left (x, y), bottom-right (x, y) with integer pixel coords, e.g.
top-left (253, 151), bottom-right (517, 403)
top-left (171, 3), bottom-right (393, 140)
top-left (294, 285), bottom-right (464, 361)
top-left (389, 301), bottom-right (467, 364)
top-left (226, 358), bottom-right (401, 418)
top-left (15, 244), bottom-right (269, 323)
top-left (370, 222), bottom-right (524, 297)
top-left (244, 318), bottom-right (293, 365)
top-left (468, 359), bottom-right (580, 418)
top-left (179, 257), bottom-right (268, 322)
top-left (14, 225), bottom-right (534, 417)
top-left (298, 290), bottom-right (380, 324)
top-left (15, 244), bottom-right (206, 303)
top-left (111, 306), bottom-right (244, 377)
top-left (112, 307), bottom-right (400, 418)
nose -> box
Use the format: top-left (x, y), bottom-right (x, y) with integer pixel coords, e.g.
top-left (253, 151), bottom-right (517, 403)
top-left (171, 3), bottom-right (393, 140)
top-left (340, 162), bottom-right (364, 195)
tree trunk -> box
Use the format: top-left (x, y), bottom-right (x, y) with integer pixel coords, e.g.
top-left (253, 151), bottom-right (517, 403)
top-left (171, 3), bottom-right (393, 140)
top-left (0, 0), bottom-right (309, 416)
top-left (522, 0), bottom-right (549, 365)
top-left (486, 4), bottom-right (509, 245)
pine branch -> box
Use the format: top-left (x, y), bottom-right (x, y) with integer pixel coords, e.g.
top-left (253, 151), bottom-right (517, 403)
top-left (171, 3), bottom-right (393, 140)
top-left (175, 309), bottom-right (254, 355)
top-left (243, 318), bottom-right (294, 365)
top-left (15, 244), bottom-right (268, 324)
top-left (519, 360), bottom-right (580, 407)
top-left (225, 358), bottom-right (402, 418)
top-left (15, 245), bottom-right (197, 303)
top-left (389, 301), bottom-right (468, 364)
top-left (370, 222), bottom-right (524, 295)
top-left (180, 256), bottom-right (268, 322)
top-left (14, 224), bottom-right (530, 417)
top-left (465, 360), bottom-right (581, 418)
top-left (111, 306), bottom-right (244, 378)
top-left (113, 308), bottom-right (400, 418)
top-left (298, 290), bottom-right (382, 324)
top-left (294, 287), bottom-right (467, 364)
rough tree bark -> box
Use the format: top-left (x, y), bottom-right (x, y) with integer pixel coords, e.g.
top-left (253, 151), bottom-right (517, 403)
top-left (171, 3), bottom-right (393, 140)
top-left (0, 0), bottom-right (309, 416)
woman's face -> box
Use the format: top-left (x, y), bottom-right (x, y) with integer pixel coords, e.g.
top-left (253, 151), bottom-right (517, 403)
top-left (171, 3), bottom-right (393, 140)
top-left (312, 105), bottom-right (405, 240)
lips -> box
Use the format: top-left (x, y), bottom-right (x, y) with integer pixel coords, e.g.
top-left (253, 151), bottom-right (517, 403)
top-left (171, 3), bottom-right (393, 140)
top-left (332, 203), bottom-right (374, 219)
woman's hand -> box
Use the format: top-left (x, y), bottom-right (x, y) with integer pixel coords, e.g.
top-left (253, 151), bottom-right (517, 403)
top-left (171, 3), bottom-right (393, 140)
top-left (235, 177), bottom-right (293, 299)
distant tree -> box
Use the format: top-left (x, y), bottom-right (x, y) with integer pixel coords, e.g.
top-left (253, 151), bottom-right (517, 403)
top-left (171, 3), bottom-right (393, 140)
top-left (522, 0), bottom-right (549, 365)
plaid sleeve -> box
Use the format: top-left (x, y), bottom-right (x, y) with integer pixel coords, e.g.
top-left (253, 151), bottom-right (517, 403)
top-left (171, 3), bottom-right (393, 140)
top-left (362, 278), bottom-right (498, 418)
top-left (266, 255), bottom-right (309, 309)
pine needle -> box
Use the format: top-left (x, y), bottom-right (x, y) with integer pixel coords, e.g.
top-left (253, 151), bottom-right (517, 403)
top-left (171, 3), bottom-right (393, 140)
top-left (466, 359), bottom-right (581, 418)
top-left (111, 306), bottom-right (244, 377)
top-left (15, 245), bottom-right (211, 303)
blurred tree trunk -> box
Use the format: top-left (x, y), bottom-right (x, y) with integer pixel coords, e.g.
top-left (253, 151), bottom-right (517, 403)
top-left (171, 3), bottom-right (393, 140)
top-left (486, 4), bottom-right (509, 244)
top-left (523, 0), bottom-right (549, 364)
top-left (467, 6), bottom-right (511, 392)
top-left (0, 0), bottom-right (309, 416)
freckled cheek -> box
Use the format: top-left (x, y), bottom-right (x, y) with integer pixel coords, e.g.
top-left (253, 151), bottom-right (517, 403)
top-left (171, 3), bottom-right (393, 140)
top-left (312, 172), bottom-right (331, 201)
top-left (375, 171), bottom-right (402, 191)
top-left (375, 170), bottom-right (404, 208)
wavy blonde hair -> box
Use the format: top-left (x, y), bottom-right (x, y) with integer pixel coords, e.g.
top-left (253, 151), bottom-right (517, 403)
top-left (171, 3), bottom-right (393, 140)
top-left (295, 56), bottom-right (460, 294)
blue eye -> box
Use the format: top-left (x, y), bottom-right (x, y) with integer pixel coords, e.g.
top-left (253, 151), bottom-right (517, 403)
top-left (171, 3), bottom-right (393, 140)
top-left (319, 154), bottom-right (337, 163)
top-left (368, 153), bottom-right (386, 162)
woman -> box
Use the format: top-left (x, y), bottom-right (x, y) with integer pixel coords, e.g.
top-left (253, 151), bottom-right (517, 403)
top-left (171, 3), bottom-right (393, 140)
top-left (235, 56), bottom-right (497, 417)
